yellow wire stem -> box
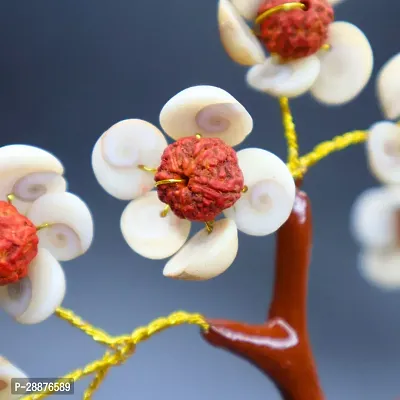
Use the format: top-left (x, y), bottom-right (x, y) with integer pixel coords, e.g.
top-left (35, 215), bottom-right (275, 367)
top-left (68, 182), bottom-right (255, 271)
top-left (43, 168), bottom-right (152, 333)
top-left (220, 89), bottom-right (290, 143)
top-left (6, 193), bottom-right (15, 203)
top-left (279, 97), bottom-right (301, 175)
top-left (160, 204), bottom-right (170, 218)
top-left (21, 310), bottom-right (209, 400)
top-left (292, 130), bottom-right (368, 179)
top-left (83, 366), bottom-right (111, 400)
top-left (154, 179), bottom-right (185, 187)
top-left (205, 221), bottom-right (214, 234)
top-left (54, 308), bottom-right (117, 348)
top-left (320, 43), bottom-right (331, 51)
top-left (36, 223), bottom-right (51, 232)
top-left (280, 98), bottom-right (368, 180)
top-left (253, 2), bottom-right (305, 37)
top-left (255, 2), bottom-right (305, 26)
top-left (137, 165), bottom-right (157, 173)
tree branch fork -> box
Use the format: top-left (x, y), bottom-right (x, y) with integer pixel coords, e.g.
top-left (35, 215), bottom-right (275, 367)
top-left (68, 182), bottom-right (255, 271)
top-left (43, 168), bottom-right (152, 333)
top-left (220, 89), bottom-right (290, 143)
top-left (202, 189), bottom-right (325, 400)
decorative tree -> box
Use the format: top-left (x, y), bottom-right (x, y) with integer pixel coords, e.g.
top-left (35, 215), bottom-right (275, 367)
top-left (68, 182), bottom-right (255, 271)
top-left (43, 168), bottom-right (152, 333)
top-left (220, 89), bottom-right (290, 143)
top-left (0, 0), bottom-right (398, 399)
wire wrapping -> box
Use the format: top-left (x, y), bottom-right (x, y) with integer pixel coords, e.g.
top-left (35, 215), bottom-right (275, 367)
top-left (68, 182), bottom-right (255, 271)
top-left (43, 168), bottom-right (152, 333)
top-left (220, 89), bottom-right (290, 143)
top-left (20, 97), bottom-right (368, 399)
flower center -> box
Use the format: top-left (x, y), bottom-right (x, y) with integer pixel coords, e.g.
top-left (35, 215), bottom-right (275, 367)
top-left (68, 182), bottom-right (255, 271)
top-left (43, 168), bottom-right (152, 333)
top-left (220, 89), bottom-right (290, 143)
top-left (154, 136), bottom-right (244, 222)
top-left (0, 200), bottom-right (39, 286)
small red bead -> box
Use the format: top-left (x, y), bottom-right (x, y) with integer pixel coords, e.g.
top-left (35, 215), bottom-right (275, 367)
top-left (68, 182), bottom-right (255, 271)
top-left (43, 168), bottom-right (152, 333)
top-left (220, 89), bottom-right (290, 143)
top-left (155, 136), bottom-right (244, 222)
top-left (257, 0), bottom-right (334, 60)
top-left (0, 201), bottom-right (39, 286)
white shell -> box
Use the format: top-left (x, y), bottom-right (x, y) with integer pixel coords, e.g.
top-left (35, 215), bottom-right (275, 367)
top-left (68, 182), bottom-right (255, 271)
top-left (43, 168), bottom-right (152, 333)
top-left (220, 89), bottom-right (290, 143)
top-left (0, 145), bottom-right (65, 214)
top-left (231, 0), bottom-right (264, 20)
top-left (0, 356), bottom-right (27, 400)
top-left (358, 249), bottom-right (400, 291)
top-left (350, 186), bottom-right (400, 250)
top-left (159, 85), bottom-right (253, 147)
top-left (224, 148), bottom-right (295, 236)
top-left (92, 119), bottom-right (168, 200)
top-left (0, 248), bottom-right (66, 324)
top-left (246, 55), bottom-right (321, 98)
top-left (376, 53), bottom-right (400, 120)
top-left (27, 192), bottom-right (94, 261)
top-left (218, 0), bottom-right (265, 66)
top-left (366, 121), bottom-right (400, 184)
top-left (163, 218), bottom-right (238, 280)
top-left (120, 191), bottom-right (191, 260)
top-left (310, 22), bottom-right (373, 105)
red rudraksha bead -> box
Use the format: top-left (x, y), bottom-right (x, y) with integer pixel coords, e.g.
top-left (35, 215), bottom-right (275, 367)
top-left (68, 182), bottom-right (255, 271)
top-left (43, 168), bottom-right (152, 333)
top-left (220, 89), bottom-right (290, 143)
top-left (257, 0), bottom-right (334, 60)
top-left (155, 136), bottom-right (244, 222)
top-left (0, 201), bottom-right (39, 286)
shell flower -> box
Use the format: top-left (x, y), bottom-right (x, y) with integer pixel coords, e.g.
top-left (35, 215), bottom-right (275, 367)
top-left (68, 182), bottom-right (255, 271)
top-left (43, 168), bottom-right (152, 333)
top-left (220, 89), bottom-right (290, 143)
top-left (376, 52), bottom-right (400, 122)
top-left (91, 85), bottom-right (296, 281)
top-left (218, 0), bottom-right (373, 105)
top-left (350, 53), bottom-right (400, 290)
top-left (350, 186), bottom-right (400, 291)
top-left (0, 145), bottom-right (94, 324)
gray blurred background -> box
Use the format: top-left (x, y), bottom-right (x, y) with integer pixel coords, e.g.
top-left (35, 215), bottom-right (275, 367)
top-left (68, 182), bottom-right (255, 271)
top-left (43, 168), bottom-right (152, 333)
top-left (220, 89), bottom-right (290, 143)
top-left (1, 1), bottom-right (399, 399)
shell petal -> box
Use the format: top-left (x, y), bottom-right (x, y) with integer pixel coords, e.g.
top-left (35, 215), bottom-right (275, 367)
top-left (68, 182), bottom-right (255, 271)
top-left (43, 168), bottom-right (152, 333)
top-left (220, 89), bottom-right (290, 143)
top-left (310, 22), bottom-right (373, 105)
top-left (120, 191), bottom-right (191, 260)
top-left (224, 148), bottom-right (295, 236)
top-left (350, 186), bottom-right (400, 249)
top-left (92, 119), bottom-right (168, 200)
top-left (231, 0), bottom-right (264, 20)
top-left (27, 192), bottom-right (93, 261)
top-left (0, 145), bottom-right (65, 214)
top-left (218, 0), bottom-right (265, 66)
top-left (376, 53), bottom-right (400, 121)
top-left (358, 249), bottom-right (400, 291)
top-left (159, 85), bottom-right (253, 146)
top-left (163, 218), bottom-right (238, 280)
top-left (366, 121), bottom-right (400, 184)
top-left (0, 248), bottom-right (66, 325)
top-left (246, 55), bottom-right (321, 98)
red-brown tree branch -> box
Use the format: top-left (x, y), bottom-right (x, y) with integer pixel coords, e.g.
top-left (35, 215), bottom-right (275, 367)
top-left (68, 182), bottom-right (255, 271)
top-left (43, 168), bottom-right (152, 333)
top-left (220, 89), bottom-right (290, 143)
top-left (201, 188), bottom-right (325, 400)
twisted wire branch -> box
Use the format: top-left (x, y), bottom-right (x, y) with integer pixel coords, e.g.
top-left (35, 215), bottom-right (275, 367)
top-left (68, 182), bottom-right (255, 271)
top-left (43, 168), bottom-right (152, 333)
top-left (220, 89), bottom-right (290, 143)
top-left (21, 310), bottom-right (209, 400)
top-left (20, 97), bottom-right (369, 399)
top-left (280, 97), bottom-right (302, 175)
top-left (295, 130), bottom-right (368, 178)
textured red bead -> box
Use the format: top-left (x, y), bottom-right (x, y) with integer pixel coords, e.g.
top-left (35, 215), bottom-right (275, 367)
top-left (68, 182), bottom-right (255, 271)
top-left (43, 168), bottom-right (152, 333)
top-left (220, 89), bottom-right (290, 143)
top-left (0, 201), bottom-right (39, 286)
top-left (155, 136), bottom-right (244, 222)
top-left (257, 0), bottom-right (334, 60)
